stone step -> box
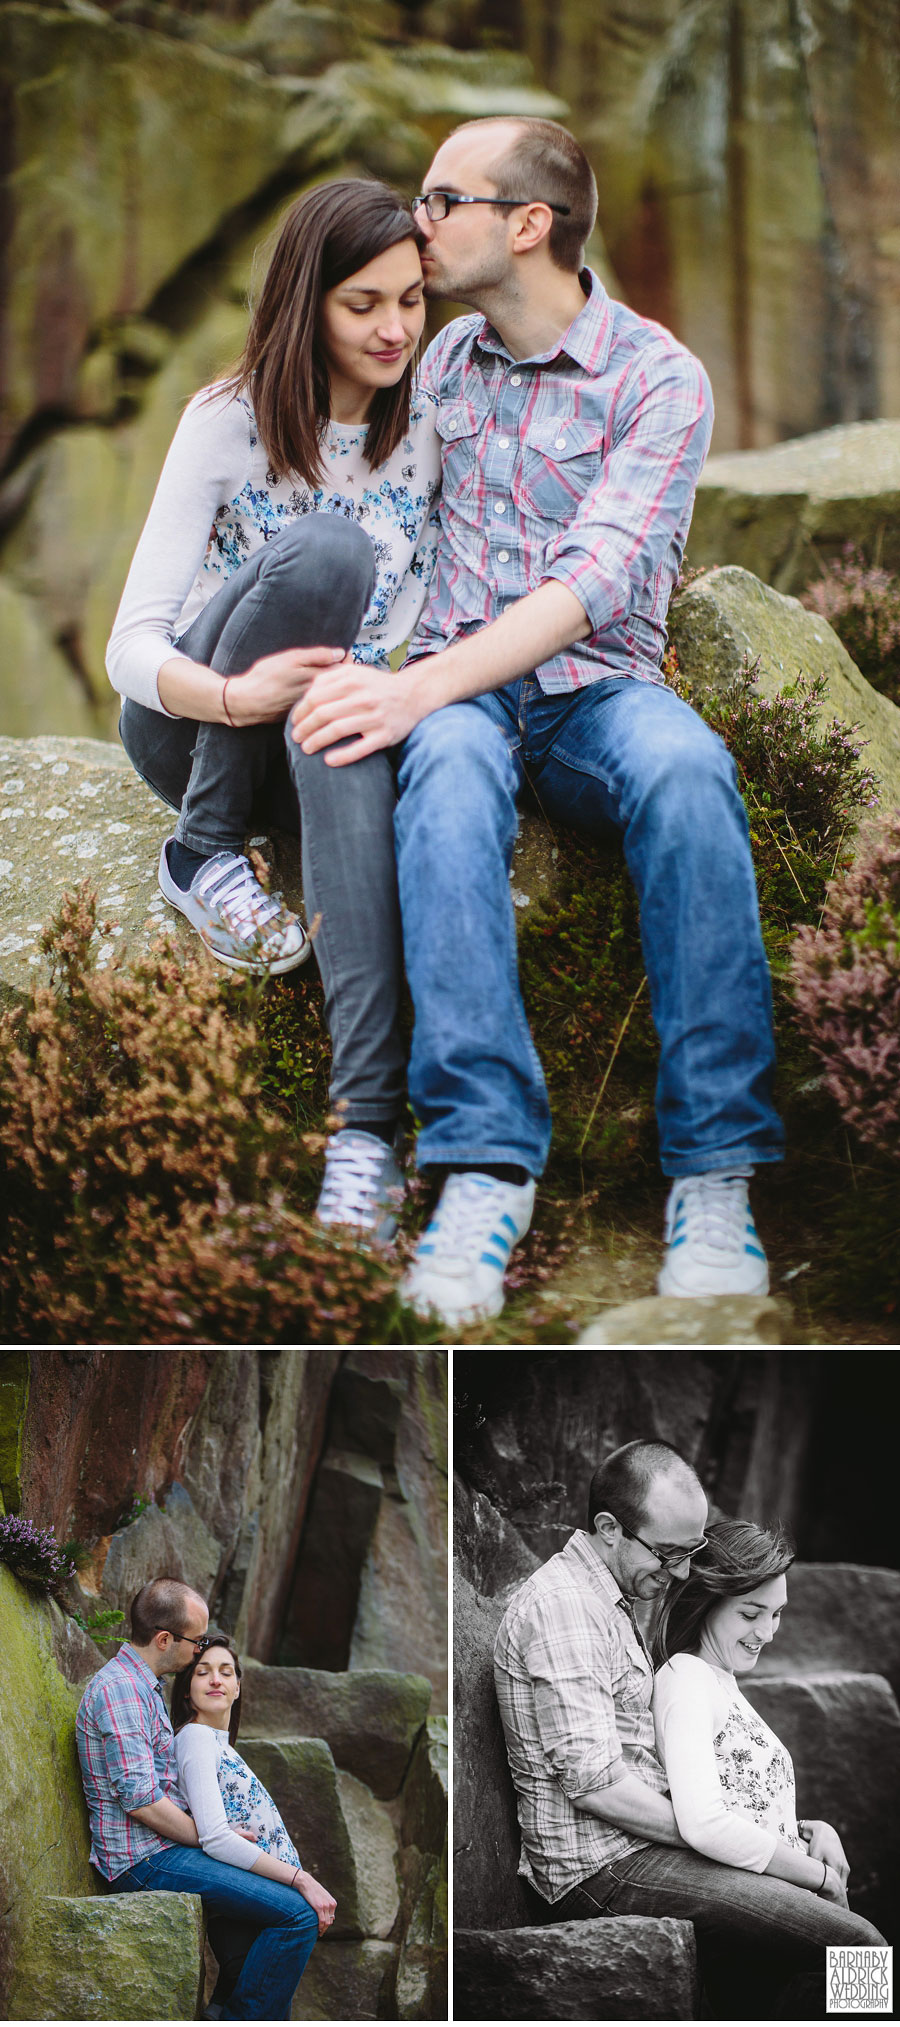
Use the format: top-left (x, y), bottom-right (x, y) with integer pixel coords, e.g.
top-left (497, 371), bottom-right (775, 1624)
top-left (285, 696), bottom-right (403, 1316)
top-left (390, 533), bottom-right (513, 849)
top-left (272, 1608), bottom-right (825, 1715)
top-left (239, 1660), bottom-right (432, 1799)
top-left (454, 1916), bottom-right (698, 2020)
top-left (8, 1892), bottom-right (204, 2021)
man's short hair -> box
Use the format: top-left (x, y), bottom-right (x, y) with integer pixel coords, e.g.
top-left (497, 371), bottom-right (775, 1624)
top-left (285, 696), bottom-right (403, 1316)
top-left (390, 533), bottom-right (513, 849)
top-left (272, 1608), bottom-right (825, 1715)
top-left (130, 1577), bottom-right (202, 1646)
top-left (450, 117), bottom-right (598, 274)
top-left (586, 1440), bottom-right (701, 1535)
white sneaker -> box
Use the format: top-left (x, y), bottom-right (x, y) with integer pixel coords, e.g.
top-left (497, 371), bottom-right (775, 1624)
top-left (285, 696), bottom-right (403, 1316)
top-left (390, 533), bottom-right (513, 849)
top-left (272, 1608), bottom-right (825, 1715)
top-left (158, 838), bottom-right (309, 975)
top-left (400, 1171), bottom-right (536, 1328)
top-left (315, 1130), bottom-right (405, 1246)
top-left (657, 1174), bottom-right (769, 1297)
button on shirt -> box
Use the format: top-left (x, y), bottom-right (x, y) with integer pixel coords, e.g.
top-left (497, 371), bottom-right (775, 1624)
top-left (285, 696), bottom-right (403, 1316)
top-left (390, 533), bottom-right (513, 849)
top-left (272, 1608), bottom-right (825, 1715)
top-left (409, 271), bottom-right (713, 690)
top-left (76, 1644), bottom-right (180, 1879)
top-left (494, 1531), bottom-right (670, 1902)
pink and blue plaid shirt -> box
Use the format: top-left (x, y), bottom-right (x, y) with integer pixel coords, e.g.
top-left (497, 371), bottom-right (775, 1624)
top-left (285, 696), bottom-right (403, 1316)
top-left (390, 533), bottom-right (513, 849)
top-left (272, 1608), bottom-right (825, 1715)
top-left (76, 1643), bottom-right (179, 1880)
top-left (409, 270), bottom-right (713, 689)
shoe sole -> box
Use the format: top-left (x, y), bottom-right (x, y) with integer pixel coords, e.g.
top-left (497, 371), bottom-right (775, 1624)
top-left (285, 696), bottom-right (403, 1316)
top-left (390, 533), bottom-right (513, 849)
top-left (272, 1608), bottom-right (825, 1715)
top-left (159, 853), bottom-right (310, 976)
top-left (400, 1280), bottom-right (506, 1328)
top-left (657, 1264), bottom-right (770, 1298)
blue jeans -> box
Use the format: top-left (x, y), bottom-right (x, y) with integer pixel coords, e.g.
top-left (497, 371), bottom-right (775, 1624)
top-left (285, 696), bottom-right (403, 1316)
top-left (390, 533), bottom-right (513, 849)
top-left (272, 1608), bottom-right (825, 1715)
top-left (395, 676), bottom-right (785, 1177)
top-left (554, 1843), bottom-right (886, 2020)
top-left (112, 1845), bottom-right (318, 2020)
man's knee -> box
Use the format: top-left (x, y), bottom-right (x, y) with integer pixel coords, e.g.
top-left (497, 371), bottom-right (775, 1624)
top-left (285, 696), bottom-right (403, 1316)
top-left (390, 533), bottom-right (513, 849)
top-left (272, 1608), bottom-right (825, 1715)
top-left (399, 703), bottom-right (516, 803)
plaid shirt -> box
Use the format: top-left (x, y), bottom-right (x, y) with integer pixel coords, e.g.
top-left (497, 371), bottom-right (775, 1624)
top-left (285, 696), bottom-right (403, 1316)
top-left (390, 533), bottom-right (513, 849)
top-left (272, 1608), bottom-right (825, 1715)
top-left (76, 1644), bottom-right (179, 1880)
top-left (494, 1531), bottom-right (669, 1902)
top-left (409, 270), bottom-right (713, 689)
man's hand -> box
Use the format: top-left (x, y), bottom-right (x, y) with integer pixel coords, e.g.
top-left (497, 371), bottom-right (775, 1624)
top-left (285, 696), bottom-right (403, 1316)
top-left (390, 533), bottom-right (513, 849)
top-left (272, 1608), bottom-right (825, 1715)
top-left (800, 1819), bottom-right (850, 1887)
top-left (294, 1869), bottom-right (338, 1936)
top-left (290, 665), bottom-right (424, 764)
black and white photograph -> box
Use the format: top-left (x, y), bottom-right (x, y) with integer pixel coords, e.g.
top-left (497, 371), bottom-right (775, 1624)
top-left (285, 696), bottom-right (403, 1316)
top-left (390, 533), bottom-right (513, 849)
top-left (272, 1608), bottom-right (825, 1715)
top-left (453, 1347), bottom-right (898, 2021)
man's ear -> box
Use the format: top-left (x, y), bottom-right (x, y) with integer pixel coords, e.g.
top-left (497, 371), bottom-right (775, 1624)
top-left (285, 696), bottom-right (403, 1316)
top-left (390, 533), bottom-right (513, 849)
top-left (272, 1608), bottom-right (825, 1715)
top-left (511, 202), bottom-right (554, 255)
top-left (592, 1510), bottom-right (619, 1547)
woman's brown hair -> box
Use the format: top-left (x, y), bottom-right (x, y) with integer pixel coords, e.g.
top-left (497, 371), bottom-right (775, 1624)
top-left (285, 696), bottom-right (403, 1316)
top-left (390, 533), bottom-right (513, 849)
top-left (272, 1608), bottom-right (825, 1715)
top-left (226, 178), bottom-right (424, 488)
top-left (171, 1632), bottom-right (243, 1748)
top-left (651, 1517), bottom-right (794, 1670)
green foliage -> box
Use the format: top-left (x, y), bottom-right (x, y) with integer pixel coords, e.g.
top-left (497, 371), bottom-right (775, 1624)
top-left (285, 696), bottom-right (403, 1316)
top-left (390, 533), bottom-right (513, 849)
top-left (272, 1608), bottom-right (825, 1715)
top-left (72, 1606), bottom-right (126, 1644)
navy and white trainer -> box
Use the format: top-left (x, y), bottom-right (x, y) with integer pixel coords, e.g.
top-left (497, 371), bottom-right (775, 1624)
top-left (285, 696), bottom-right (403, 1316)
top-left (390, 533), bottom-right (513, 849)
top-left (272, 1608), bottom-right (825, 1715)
top-left (315, 1129), bottom-right (405, 1247)
top-left (657, 1173), bottom-right (769, 1297)
top-left (400, 1171), bottom-right (536, 1328)
top-left (158, 838), bottom-right (309, 975)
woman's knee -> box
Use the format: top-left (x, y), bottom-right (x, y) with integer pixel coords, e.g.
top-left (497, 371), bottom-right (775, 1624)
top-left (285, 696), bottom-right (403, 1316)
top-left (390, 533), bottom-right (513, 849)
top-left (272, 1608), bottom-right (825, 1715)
top-left (262, 514), bottom-right (376, 604)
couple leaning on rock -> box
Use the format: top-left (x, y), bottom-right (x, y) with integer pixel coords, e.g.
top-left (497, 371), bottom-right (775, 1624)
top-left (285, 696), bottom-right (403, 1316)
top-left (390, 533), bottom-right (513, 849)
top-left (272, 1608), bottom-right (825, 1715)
top-left (76, 1577), bottom-right (334, 2021)
top-left (493, 1439), bottom-right (886, 2019)
top-left (109, 113), bottom-right (782, 1332)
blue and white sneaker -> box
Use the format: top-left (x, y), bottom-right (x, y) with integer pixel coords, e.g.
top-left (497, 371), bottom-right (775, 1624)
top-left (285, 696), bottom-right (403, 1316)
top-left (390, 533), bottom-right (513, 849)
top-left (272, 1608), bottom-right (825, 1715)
top-left (657, 1174), bottom-right (769, 1297)
top-left (400, 1171), bottom-right (536, 1328)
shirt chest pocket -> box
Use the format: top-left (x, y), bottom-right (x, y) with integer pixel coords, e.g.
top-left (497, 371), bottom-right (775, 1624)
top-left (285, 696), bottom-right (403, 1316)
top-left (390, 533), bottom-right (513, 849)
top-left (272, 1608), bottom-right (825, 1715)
top-left (521, 417), bottom-right (605, 519)
top-left (435, 399), bottom-right (485, 503)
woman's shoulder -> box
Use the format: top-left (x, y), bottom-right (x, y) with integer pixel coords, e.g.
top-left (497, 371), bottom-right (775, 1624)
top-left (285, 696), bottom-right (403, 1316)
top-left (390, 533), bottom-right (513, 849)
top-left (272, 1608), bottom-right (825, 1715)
top-left (653, 1651), bottom-right (717, 1698)
top-left (175, 1721), bottom-right (222, 1762)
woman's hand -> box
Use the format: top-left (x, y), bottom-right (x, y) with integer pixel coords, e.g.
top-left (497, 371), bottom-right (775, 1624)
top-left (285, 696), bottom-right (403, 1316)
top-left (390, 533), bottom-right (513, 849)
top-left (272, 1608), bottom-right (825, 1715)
top-left (800, 1818), bottom-right (850, 1887)
top-left (294, 1869), bottom-right (338, 1935)
top-left (229, 647), bottom-right (350, 724)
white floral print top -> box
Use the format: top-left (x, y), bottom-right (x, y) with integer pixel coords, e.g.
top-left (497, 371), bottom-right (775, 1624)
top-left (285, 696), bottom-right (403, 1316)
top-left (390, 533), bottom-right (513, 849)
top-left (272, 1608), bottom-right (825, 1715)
top-left (653, 1652), bottom-right (804, 1871)
top-left (106, 381), bottom-right (441, 714)
top-left (175, 1722), bottom-right (301, 1873)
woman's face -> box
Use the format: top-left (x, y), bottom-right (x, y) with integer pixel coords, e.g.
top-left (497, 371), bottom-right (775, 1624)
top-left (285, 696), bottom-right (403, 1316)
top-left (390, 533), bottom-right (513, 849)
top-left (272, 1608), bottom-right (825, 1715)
top-left (699, 1573), bottom-right (788, 1675)
top-left (318, 239), bottom-right (425, 407)
top-left (189, 1644), bottom-right (241, 1727)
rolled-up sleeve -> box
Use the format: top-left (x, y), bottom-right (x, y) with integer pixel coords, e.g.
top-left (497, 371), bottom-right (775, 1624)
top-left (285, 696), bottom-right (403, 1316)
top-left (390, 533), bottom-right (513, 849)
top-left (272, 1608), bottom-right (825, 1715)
top-left (541, 351), bottom-right (714, 634)
top-left (95, 1684), bottom-right (164, 1812)
top-left (519, 1594), bottom-right (625, 1799)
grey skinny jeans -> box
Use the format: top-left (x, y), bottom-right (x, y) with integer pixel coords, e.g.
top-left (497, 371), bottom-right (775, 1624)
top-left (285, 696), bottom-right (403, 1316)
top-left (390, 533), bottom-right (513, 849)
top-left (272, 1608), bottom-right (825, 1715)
top-left (119, 515), bottom-right (406, 1127)
top-left (553, 1843), bottom-right (887, 2019)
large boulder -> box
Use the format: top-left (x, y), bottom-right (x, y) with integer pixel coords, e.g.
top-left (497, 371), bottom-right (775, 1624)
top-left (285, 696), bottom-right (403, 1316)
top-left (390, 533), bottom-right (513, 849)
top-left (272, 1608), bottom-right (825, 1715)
top-left (1, 5), bottom-right (310, 458)
top-left (290, 1938), bottom-right (398, 2023)
top-left (240, 1662), bottom-right (431, 1800)
top-left (0, 581), bottom-right (101, 740)
top-left (454, 1917), bottom-right (699, 2020)
top-left (669, 565), bottom-right (900, 809)
top-left (745, 1671), bottom-right (900, 1938)
top-left (687, 423), bottom-right (900, 591)
top-left (239, 1735), bottom-right (399, 1942)
top-left (753, 1565), bottom-right (900, 1703)
top-left (8, 1892), bottom-right (204, 2022)
top-left (453, 1569), bottom-right (533, 1931)
top-left (279, 1449), bottom-right (385, 1674)
top-left (453, 1474), bottom-right (541, 1601)
top-left (0, 1569), bottom-right (97, 2005)
top-left (74, 1481), bottom-right (223, 1626)
top-left (401, 1716), bottom-right (448, 1861)
top-left (576, 1293), bottom-right (790, 1347)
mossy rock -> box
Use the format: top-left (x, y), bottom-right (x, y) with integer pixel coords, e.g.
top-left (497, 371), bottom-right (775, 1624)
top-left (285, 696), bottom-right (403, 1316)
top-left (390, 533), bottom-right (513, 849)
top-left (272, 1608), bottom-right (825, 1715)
top-left (688, 422), bottom-right (900, 593)
top-left (0, 580), bottom-right (103, 741)
top-left (0, 1351), bottom-right (29, 1514)
top-left (8, 1892), bottom-right (204, 2022)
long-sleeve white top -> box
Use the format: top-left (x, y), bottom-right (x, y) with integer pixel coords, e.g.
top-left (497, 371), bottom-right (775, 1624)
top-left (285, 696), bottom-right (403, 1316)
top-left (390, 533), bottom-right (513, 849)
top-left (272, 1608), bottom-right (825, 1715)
top-left (652, 1652), bottom-right (805, 1871)
top-left (106, 380), bottom-right (441, 714)
top-left (175, 1721), bottom-right (301, 1872)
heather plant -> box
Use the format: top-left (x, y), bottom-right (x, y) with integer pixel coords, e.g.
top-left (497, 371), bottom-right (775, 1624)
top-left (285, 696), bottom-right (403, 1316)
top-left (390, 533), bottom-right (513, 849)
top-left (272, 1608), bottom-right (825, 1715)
top-left (0, 1514), bottom-right (76, 1590)
top-left (801, 547), bottom-right (900, 705)
top-left (791, 813), bottom-right (900, 1160)
top-left (0, 885), bottom-right (406, 1344)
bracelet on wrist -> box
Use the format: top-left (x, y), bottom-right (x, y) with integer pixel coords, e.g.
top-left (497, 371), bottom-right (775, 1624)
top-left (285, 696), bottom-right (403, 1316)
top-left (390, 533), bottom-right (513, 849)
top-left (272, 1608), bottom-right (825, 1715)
top-left (222, 677), bottom-right (237, 728)
top-left (815, 1860), bottom-right (829, 1894)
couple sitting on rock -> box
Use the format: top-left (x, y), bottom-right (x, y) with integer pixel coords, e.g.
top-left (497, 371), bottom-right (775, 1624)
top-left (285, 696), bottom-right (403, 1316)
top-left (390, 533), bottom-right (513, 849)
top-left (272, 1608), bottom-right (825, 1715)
top-left (108, 114), bottom-right (784, 1333)
top-left (76, 1577), bottom-right (335, 2020)
top-left (493, 1439), bottom-right (886, 2018)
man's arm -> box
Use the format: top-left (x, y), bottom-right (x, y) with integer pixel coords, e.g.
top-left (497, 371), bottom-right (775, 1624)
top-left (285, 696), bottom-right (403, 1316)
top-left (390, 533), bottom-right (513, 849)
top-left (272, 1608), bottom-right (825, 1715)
top-left (129, 1797), bottom-right (199, 1845)
top-left (290, 579), bottom-right (590, 764)
top-left (571, 1770), bottom-right (684, 1846)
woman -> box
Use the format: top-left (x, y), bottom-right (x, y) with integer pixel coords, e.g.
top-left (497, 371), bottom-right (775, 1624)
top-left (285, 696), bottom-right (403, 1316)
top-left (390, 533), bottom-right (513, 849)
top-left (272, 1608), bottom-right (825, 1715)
top-left (172, 1633), bottom-right (336, 2018)
top-left (108, 178), bottom-right (440, 1235)
top-left (651, 1518), bottom-right (886, 1991)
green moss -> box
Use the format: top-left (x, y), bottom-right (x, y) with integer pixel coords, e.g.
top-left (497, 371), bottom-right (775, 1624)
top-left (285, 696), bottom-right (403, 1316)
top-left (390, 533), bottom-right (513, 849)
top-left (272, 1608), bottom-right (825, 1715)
top-left (9, 1893), bottom-right (204, 2022)
top-left (0, 1354), bottom-right (29, 1515)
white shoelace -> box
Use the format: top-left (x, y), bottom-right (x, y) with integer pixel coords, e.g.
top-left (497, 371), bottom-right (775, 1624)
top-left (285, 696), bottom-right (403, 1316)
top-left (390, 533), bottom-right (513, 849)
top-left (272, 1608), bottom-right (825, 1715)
top-left (667, 1174), bottom-right (751, 1258)
top-left (196, 856), bottom-right (288, 943)
top-left (419, 1173), bottom-right (511, 1268)
top-left (319, 1135), bottom-right (396, 1227)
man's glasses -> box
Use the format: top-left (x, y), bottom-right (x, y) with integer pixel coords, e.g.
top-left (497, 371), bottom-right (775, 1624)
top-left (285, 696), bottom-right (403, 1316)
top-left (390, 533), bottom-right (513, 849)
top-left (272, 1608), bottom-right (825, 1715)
top-left (617, 1525), bottom-right (708, 1571)
top-left (412, 192), bottom-right (571, 222)
top-left (156, 1628), bottom-right (207, 1650)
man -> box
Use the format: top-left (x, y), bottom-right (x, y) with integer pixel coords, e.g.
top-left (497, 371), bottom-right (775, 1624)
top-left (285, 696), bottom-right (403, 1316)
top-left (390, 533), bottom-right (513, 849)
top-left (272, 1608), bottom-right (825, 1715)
top-left (292, 115), bottom-right (784, 1329)
top-left (493, 1440), bottom-right (880, 2015)
top-left (76, 1576), bottom-right (332, 2021)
